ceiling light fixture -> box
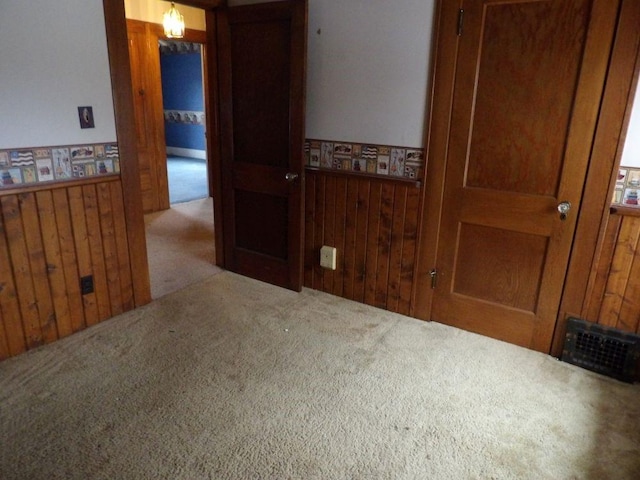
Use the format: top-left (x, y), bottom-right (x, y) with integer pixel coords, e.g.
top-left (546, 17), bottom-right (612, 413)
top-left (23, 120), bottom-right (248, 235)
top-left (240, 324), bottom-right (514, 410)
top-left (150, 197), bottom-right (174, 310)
top-left (163, 2), bottom-right (185, 39)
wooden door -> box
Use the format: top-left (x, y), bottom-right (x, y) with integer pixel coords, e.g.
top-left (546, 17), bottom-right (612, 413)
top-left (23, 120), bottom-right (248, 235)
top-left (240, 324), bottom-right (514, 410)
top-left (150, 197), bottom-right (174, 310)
top-left (430, 0), bottom-right (620, 351)
top-left (127, 21), bottom-right (170, 214)
top-left (217, 0), bottom-right (307, 291)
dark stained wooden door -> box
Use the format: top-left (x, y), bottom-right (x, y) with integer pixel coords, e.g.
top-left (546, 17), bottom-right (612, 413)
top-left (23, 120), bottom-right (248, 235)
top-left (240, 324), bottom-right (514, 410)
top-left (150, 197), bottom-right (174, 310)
top-left (217, 0), bottom-right (307, 291)
top-left (431, 0), bottom-right (620, 351)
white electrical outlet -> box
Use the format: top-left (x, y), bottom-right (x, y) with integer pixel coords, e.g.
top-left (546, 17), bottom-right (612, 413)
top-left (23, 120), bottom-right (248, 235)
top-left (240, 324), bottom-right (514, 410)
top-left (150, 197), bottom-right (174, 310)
top-left (320, 246), bottom-right (337, 270)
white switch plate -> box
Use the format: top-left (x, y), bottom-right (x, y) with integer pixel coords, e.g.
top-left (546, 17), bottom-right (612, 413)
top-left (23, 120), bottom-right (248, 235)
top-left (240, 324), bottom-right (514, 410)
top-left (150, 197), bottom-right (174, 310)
top-left (320, 245), bottom-right (337, 270)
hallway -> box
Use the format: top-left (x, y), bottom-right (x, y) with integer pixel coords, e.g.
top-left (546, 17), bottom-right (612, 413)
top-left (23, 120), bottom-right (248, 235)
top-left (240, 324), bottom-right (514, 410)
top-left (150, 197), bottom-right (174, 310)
top-left (145, 197), bottom-right (221, 299)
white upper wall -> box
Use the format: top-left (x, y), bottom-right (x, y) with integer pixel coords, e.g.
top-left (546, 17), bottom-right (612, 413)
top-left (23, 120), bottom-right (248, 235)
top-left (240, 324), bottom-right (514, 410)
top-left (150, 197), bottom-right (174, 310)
top-left (0, 0), bottom-right (116, 149)
top-left (125, 0), bottom-right (435, 149)
top-left (306, 0), bottom-right (433, 147)
top-left (621, 82), bottom-right (640, 168)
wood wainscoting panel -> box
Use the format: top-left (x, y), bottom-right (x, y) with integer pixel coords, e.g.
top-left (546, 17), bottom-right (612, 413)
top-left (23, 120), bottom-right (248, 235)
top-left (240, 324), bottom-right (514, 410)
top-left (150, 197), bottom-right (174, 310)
top-left (304, 169), bottom-right (420, 316)
top-left (126, 20), bottom-right (170, 214)
top-left (584, 211), bottom-right (640, 334)
top-left (0, 178), bottom-right (135, 360)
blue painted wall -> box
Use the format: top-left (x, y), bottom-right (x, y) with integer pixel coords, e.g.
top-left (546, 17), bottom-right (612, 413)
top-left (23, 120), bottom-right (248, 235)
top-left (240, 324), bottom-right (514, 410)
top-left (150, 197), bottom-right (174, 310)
top-left (160, 51), bottom-right (205, 152)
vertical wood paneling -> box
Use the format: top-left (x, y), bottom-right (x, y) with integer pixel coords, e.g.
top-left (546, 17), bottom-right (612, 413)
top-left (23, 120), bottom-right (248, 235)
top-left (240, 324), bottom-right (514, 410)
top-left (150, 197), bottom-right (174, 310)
top-left (304, 170), bottom-right (421, 315)
top-left (0, 309), bottom-right (9, 361)
top-left (304, 173), bottom-right (316, 287)
top-left (323, 176), bottom-right (337, 294)
top-left (126, 20), bottom-right (170, 214)
top-left (598, 216), bottom-right (640, 328)
top-left (0, 178), bottom-right (134, 360)
top-left (332, 178), bottom-right (348, 297)
top-left (353, 180), bottom-right (370, 303)
top-left (98, 183), bottom-right (124, 316)
top-left (111, 181), bottom-right (134, 312)
top-left (584, 214), bottom-right (622, 320)
top-left (374, 184), bottom-right (395, 309)
top-left (312, 175), bottom-right (326, 290)
top-left (618, 246), bottom-right (640, 332)
top-left (52, 189), bottom-right (86, 333)
top-left (36, 190), bottom-right (73, 339)
top-left (387, 186), bottom-right (408, 313)
top-left (585, 212), bottom-right (640, 334)
top-left (68, 186), bottom-right (99, 327)
top-left (398, 187), bottom-right (420, 316)
top-left (0, 206), bottom-right (26, 357)
top-left (342, 178), bottom-right (359, 300)
top-left (364, 183), bottom-right (382, 306)
top-left (83, 184), bottom-right (111, 322)
top-left (2, 195), bottom-right (42, 349)
top-left (20, 193), bottom-right (57, 344)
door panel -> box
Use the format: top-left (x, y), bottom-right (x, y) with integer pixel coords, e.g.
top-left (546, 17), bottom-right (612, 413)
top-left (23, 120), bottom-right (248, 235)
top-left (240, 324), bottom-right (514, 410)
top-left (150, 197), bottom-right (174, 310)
top-left (453, 224), bottom-right (547, 311)
top-left (235, 190), bottom-right (288, 260)
top-left (465, 1), bottom-right (588, 197)
top-left (431, 0), bottom-right (620, 351)
top-left (217, 0), bottom-right (307, 291)
top-left (230, 21), bottom-right (291, 168)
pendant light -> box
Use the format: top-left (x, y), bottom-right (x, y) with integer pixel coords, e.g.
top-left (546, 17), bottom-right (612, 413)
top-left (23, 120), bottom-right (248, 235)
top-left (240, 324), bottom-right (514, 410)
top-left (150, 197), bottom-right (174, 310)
top-left (163, 2), bottom-right (185, 39)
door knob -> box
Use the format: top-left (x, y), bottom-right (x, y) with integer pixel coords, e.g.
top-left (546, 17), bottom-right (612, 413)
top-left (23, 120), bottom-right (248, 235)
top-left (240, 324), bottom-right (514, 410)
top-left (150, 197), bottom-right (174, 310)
top-left (557, 201), bottom-right (571, 221)
top-left (285, 172), bottom-right (299, 182)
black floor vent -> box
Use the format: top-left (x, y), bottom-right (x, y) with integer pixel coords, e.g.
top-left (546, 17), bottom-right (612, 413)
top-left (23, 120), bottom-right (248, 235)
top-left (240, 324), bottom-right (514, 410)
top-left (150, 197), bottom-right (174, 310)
top-left (561, 317), bottom-right (640, 383)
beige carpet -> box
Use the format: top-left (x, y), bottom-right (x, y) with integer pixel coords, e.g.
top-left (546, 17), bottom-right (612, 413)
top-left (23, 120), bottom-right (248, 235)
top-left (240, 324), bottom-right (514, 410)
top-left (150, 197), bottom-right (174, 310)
top-left (145, 197), bottom-right (222, 299)
top-left (1, 272), bottom-right (639, 479)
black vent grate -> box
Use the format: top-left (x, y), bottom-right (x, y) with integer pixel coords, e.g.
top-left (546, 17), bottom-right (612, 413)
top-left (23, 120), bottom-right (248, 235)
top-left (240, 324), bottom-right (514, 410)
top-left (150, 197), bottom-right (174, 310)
top-left (575, 332), bottom-right (628, 375)
top-left (562, 317), bottom-right (640, 383)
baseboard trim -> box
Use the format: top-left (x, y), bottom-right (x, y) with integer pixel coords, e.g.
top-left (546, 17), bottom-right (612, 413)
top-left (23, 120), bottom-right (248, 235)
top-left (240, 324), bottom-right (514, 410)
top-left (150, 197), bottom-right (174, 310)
top-left (166, 147), bottom-right (206, 160)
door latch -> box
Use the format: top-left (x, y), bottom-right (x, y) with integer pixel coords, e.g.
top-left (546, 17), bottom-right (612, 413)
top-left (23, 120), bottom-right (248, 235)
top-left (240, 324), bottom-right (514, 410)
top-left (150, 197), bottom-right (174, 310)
top-left (430, 269), bottom-right (438, 289)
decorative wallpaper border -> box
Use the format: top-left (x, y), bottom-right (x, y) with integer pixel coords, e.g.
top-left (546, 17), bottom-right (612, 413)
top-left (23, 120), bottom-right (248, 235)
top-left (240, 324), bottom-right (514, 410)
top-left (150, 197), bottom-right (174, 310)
top-left (613, 166), bottom-right (640, 205)
top-left (164, 110), bottom-right (205, 125)
top-left (159, 40), bottom-right (202, 56)
top-left (304, 139), bottom-right (424, 180)
top-left (0, 143), bottom-right (120, 188)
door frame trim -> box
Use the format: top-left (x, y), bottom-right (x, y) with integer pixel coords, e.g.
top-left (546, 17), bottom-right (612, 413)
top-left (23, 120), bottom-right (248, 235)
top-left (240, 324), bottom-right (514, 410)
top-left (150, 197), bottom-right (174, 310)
top-left (130, 19), bottom-right (213, 212)
top-left (103, 0), bottom-right (152, 306)
top-left (204, 9), bottom-right (226, 267)
top-left (412, 0), bottom-right (461, 320)
top-left (413, 0), bottom-right (639, 354)
top-left (214, 0), bottom-right (307, 290)
top-left (552, 0), bottom-right (640, 356)
top-left (105, 0), bottom-right (227, 270)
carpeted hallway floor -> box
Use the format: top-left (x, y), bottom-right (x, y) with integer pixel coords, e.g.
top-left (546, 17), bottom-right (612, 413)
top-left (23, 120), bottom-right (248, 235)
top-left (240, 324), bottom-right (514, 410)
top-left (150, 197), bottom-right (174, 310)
top-left (167, 156), bottom-right (208, 205)
top-left (145, 197), bottom-right (222, 299)
top-left (1, 272), bottom-right (639, 479)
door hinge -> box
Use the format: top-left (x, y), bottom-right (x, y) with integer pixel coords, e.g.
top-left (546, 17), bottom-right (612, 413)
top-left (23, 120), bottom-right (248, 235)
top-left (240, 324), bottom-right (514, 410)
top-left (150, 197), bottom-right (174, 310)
top-left (430, 269), bottom-right (438, 289)
top-left (457, 9), bottom-right (465, 36)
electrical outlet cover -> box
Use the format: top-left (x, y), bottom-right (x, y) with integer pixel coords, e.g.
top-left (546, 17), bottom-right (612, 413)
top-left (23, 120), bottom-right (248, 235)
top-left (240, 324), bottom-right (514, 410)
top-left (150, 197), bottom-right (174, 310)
top-left (320, 246), bottom-right (337, 270)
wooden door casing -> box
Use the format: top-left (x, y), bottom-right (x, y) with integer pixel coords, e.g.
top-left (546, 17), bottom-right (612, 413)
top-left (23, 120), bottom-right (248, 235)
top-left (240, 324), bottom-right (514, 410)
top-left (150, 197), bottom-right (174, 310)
top-left (217, 0), bottom-right (307, 291)
top-left (552, 0), bottom-right (640, 356)
top-left (420, 0), bottom-right (621, 352)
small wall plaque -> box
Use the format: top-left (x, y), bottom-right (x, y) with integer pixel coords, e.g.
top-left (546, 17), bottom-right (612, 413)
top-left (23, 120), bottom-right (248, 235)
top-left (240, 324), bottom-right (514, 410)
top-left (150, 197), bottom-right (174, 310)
top-left (78, 106), bottom-right (95, 129)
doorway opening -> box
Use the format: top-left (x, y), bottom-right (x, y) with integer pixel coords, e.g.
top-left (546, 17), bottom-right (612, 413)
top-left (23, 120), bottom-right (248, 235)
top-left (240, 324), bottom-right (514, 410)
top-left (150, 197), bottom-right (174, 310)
top-left (125, 15), bottom-right (220, 300)
top-left (159, 39), bottom-right (209, 205)
top-left (611, 74), bottom-right (640, 205)
top-left (146, 35), bottom-right (220, 300)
